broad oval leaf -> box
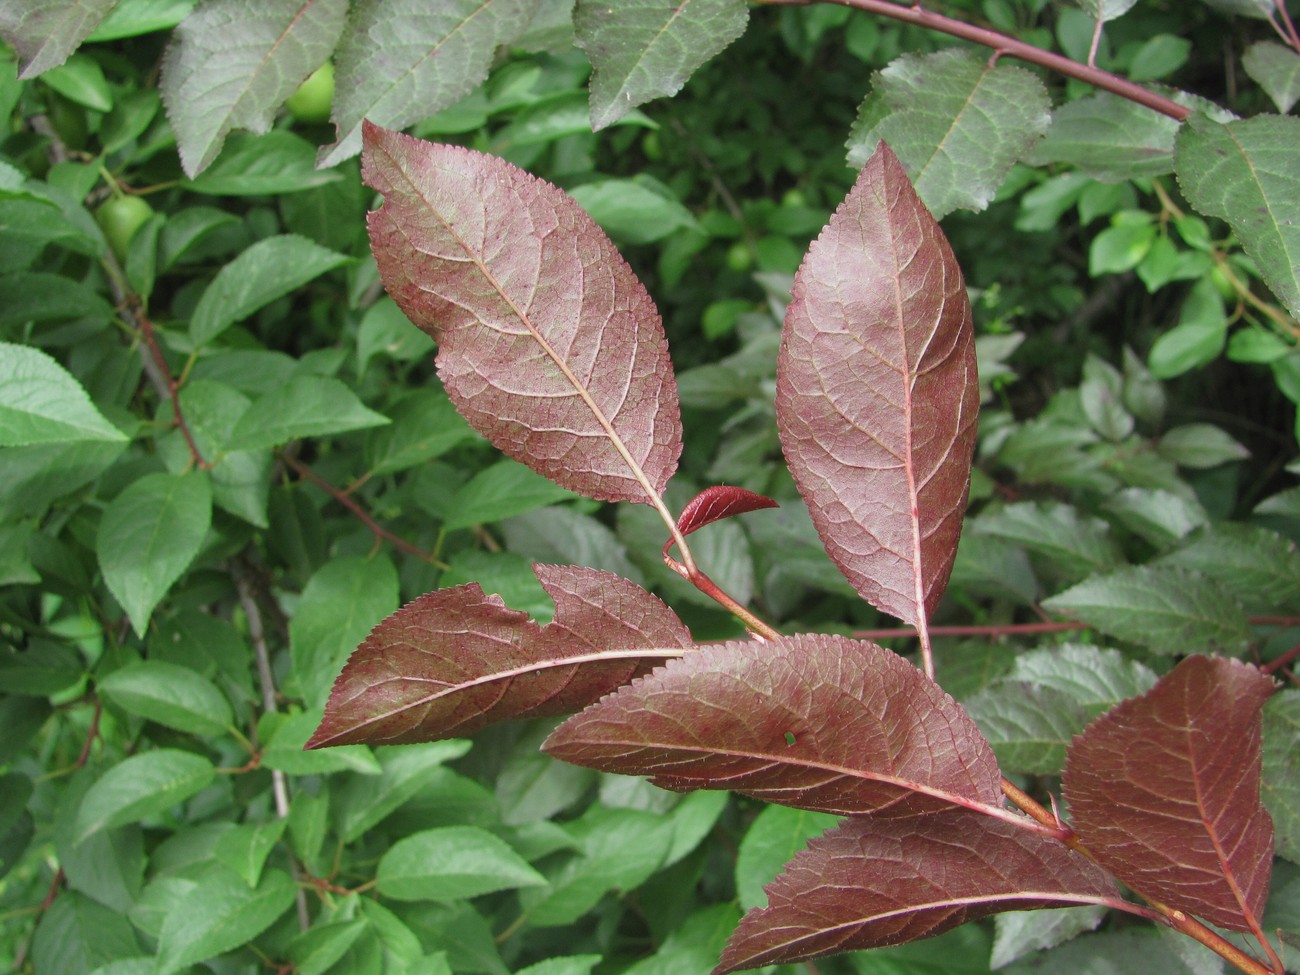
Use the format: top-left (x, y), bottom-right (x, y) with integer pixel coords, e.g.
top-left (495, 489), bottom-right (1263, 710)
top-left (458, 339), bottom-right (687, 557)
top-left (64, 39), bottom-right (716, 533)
top-left (0, 0), bottom-right (117, 79)
top-left (715, 810), bottom-right (1116, 974)
top-left (544, 634), bottom-right (1004, 817)
top-left (1064, 654), bottom-right (1275, 931)
top-left (98, 661), bottom-right (233, 736)
top-left (775, 142), bottom-right (978, 628)
top-left (375, 826), bottom-right (547, 901)
top-left (363, 123), bottom-right (683, 505)
top-left (677, 486), bottom-right (779, 538)
top-left (73, 749), bottom-right (216, 844)
top-left (574, 0), bottom-right (749, 130)
top-left (307, 564), bottom-right (693, 748)
top-left (0, 342), bottom-right (127, 446)
top-left (1242, 41), bottom-right (1300, 114)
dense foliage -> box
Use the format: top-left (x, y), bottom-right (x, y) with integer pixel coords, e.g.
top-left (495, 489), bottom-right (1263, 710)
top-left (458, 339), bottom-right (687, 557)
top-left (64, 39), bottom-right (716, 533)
top-left (2, 1), bottom-right (1299, 974)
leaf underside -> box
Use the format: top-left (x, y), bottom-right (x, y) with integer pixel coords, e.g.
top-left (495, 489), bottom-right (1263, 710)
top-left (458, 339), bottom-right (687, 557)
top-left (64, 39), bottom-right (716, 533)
top-left (775, 141), bottom-right (978, 628)
top-left (714, 809), bottom-right (1116, 974)
top-left (544, 634), bottom-right (1004, 817)
top-left (306, 564), bottom-right (694, 748)
top-left (0, 0), bottom-right (116, 79)
top-left (676, 485), bottom-right (779, 537)
top-left (1064, 654), bottom-right (1275, 930)
top-left (362, 122), bottom-right (683, 505)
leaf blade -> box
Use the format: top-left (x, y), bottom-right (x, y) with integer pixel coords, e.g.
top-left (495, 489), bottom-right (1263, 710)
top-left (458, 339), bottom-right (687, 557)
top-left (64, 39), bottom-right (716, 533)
top-left (375, 826), bottom-right (547, 901)
top-left (0, 0), bottom-right (117, 78)
top-left (73, 750), bottom-right (216, 843)
top-left (0, 343), bottom-right (128, 446)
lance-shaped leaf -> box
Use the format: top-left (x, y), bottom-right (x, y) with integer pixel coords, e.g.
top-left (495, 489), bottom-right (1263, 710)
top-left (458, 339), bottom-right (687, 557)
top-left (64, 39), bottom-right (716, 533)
top-left (364, 123), bottom-right (683, 504)
top-left (160, 0), bottom-right (350, 177)
top-left (715, 810), bottom-right (1117, 974)
top-left (574, 0), bottom-right (749, 131)
top-left (0, 0), bottom-right (117, 78)
top-left (775, 142), bottom-right (978, 628)
top-left (1064, 654), bottom-right (1275, 930)
top-left (306, 564), bottom-right (693, 748)
top-left (675, 486), bottom-right (778, 539)
top-left (1175, 113), bottom-right (1300, 320)
top-left (318, 0), bottom-right (541, 167)
top-left (544, 635), bottom-right (1003, 816)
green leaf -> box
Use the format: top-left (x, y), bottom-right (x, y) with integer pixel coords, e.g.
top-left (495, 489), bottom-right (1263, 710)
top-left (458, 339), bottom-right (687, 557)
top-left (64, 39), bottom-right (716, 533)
top-left (991, 906), bottom-right (1107, 969)
top-left (261, 710), bottom-right (382, 775)
top-left (29, 892), bottom-right (140, 974)
top-left (376, 826), bottom-right (546, 901)
top-left (289, 554), bottom-right (398, 708)
top-left (334, 741), bottom-right (474, 842)
top-left (0, 271), bottom-right (113, 326)
top-left (1102, 487), bottom-right (1208, 548)
top-left (1002, 644), bottom-right (1158, 719)
top-left (161, 0), bottom-right (350, 177)
top-left (288, 919), bottom-right (369, 975)
top-left (190, 234), bottom-right (350, 346)
top-left (154, 864), bottom-right (296, 975)
top-left (968, 501), bottom-right (1124, 583)
top-left (1072, 0), bottom-right (1138, 21)
top-left (1155, 523), bottom-right (1300, 612)
top-left (228, 375), bottom-right (389, 451)
top-left (0, 640), bottom-right (83, 696)
top-left (1175, 113), bottom-right (1300, 319)
top-left (735, 804), bottom-right (840, 911)
top-left (363, 389), bottom-right (477, 476)
top-left (1148, 277), bottom-right (1228, 378)
top-left (355, 297), bottom-right (436, 375)
top-left (98, 661), bottom-right (233, 735)
top-left (0, 343), bottom-right (127, 446)
top-left (319, 0), bottom-right (542, 167)
top-left (574, 0), bottom-right (749, 130)
top-left (569, 177), bottom-right (697, 244)
top-left (0, 0), bottom-right (118, 78)
top-left (1243, 41), bottom-right (1300, 114)
top-left (185, 130), bottom-right (344, 195)
top-left (88, 0), bottom-right (195, 41)
top-left (1263, 691), bottom-right (1300, 865)
top-left (1042, 565), bottom-right (1252, 654)
top-left (1156, 422), bottom-right (1250, 468)
top-left (847, 50), bottom-right (1051, 218)
top-left (38, 52), bottom-right (112, 110)
top-left (444, 458), bottom-right (579, 531)
top-left (97, 471), bottom-right (213, 637)
top-left (73, 749), bottom-right (216, 842)
top-left (1088, 220), bottom-right (1155, 276)
top-left (965, 682), bottom-right (1084, 775)
top-left (213, 819), bottom-right (287, 887)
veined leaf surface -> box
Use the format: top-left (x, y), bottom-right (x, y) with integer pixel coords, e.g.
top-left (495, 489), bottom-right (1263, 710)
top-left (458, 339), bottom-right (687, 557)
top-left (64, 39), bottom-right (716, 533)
top-left (1064, 654), bottom-right (1275, 930)
top-left (307, 565), bottom-right (693, 748)
top-left (545, 635), bottom-right (1004, 817)
top-left (676, 485), bottom-right (779, 538)
top-left (776, 142), bottom-right (978, 628)
top-left (0, 0), bottom-right (117, 78)
top-left (363, 123), bottom-right (683, 504)
top-left (715, 810), bottom-right (1116, 974)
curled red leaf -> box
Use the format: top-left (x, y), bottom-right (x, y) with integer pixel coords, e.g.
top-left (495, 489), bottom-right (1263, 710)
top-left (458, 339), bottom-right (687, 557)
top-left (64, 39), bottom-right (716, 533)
top-left (676, 486), bottom-right (779, 537)
top-left (543, 634), bottom-right (1003, 816)
top-left (306, 565), bottom-right (694, 748)
top-left (1064, 654), bottom-right (1275, 931)
top-left (775, 141), bottom-right (978, 627)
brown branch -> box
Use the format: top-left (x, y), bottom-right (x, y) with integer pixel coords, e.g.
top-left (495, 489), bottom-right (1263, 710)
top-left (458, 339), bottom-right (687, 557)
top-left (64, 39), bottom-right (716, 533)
top-left (761, 0), bottom-right (1191, 120)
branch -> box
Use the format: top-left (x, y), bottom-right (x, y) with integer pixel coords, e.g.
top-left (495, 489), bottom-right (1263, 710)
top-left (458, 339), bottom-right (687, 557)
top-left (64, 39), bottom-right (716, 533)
top-left (762, 0), bottom-right (1191, 121)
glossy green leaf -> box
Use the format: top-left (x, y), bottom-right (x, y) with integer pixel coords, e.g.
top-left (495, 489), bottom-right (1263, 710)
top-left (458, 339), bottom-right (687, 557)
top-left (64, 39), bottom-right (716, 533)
top-left (376, 826), bottom-right (546, 901)
top-left (88, 0), bottom-right (194, 40)
top-left (334, 741), bottom-right (474, 842)
top-left (965, 683), bottom-right (1084, 774)
top-left (213, 818), bottom-right (287, 887)
top-left (261, 710), bottom-right (381, 775)
top-left (1156, 422), bottom-right (1251, 468)
top-left (28, 892), bottom-right (139, 974)
top-left (574, 0), bottom-right (749, 130)
top-left (0, 343), bottom-right (127, 446)
top-left (1043, 565), bottom-right (1251, 654)
top-left (98, 661), bottom-right (233, 735)
top-left (568, 177), bottom-right (696, 244)
top-left (0, 271), bottom-right (114, 326)
top-left (97, 471), bottom-right (213, 636)
top-left (1102, 487), bottom-right (1208, 548)
top-left (161, 0), bottom-right (349, 176)
top-left (39, 53), bottom-right (112, 109)
top-left (355, 297), bottom-right (437, 375)
top-left (228, 375), bottom-right (389, 451)
top-left (190, 233), bottom-right (350, 345)
top-left (443, 458), bottom-right (579, 531)
top-left (735, 804), bottom-right (840, 911)
top-left (319, 0), bottom-right (541, 167)
top-left (1148, 278), bottom-right (1228, 378)
top-left (847, 49), bottom-right (1050, 218)
top-left (1002, 644), bottom-right (1159, 719)
top-left (1155, 522), bottom-right (1300, 611)
top-left (0, 1), bottom-right (116, 78)
top-left (73, 749), bottom-right (216, 842)
top-left (184, 130), bottom-right (343, 195)
top-left (1263, 690), bottom-right (1300, 865)
top-left (1243, 41), bottom-right (1300, 114)
top-left (1175, 112), bottom-right (1300, 319)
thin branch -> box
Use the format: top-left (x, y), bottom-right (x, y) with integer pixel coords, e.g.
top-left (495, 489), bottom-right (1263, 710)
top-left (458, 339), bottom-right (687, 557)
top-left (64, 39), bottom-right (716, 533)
top-left (761, 0), bottom-right (1191, 120)
top-left (855, 615), bottom-right (1300, 642)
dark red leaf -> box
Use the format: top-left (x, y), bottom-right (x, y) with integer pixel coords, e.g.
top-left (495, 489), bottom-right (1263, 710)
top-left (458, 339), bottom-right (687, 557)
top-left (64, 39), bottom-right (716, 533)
top-left (306, 565), bottom-right (694, 748)
top-left (676, 486), bottom-right (779, 537)
top-left (1064, 655), bottom-right (1275, 931)
top-left (362, 122), bottom-right (682, 505)
top-left (715, 810), bottom-right (1117, 974)
top-left (543, 634), bottom-right (1003, 816)
top-left (775, 141), bottom-right (978, 627)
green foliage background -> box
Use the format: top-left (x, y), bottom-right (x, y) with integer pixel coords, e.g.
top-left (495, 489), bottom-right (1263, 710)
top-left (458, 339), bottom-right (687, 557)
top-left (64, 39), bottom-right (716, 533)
top-left (2, 1), bottom-right (1299, 973)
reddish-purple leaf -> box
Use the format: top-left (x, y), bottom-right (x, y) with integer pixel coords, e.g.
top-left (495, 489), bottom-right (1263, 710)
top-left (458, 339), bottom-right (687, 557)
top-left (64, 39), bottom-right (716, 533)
top-left (543, 634), bottom-right (1004, 816)
top-left (677, 486), bottom-right (779, 537)
top-left (305, 565), bottom-right (694, 748)
top-left (362, 121), bottom-right (682, 505)
top-left (1063, 654), bottom-right (1275, 931)
top-left (715, 810), bottom-right (1117, 974)
top-left (775, 142), bottom-right (978, 627)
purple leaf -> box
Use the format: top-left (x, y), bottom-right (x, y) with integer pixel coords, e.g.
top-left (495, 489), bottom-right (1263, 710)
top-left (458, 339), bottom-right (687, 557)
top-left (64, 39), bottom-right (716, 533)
top-left (715, 810), bottom-right (1116, 974)
top-left (677, 486), bottom-right (779, 537)
top-left (1064, 654), bottom-right (1275, 931)
top-left (543, 634), bottom-right (1003, 816)
top-left (776, 141), bottom-right (978, 627)
top-left (363, 122), bottom-right (683, 505)
top-left (306, 565), bottom-right (694, 748)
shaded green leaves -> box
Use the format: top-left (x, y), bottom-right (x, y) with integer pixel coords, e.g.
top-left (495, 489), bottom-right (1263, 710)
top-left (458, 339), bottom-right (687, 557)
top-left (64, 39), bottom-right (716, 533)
top-left (161, 0), bottom-right (349, 177)
top-left (443, 459), bottom-right (579, 531)
top-left (0, 342), bottom-right (127, 446)
top-left (847, 49), bottom-right (1051, 218)
top-left (1263, 691), bottom-right (1300, 864)
top-left (73, 750), bottom-right (216, 843)
top-left (1175, 112), bottom-right (1300, 319)
top-left (1030, 91), bottom-right (1188, 182)
top-left (97, 471), bottom-right (213, 636)
top-left (227, 375), bottom-right (389, 450)
top-left (735, 804), bottom-right (839, 911)
top-left (376, 826), bottom-right (546, 900)
top-left (98, 661), bottom-right (233, 735)
top-left (574, 0), bottom-right (749, 130)
top-left (1243, 41), bottom-right (1300, 114)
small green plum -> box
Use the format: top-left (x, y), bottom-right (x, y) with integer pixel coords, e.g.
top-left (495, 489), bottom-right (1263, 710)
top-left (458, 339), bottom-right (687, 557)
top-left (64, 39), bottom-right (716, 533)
top-left (725, 241), bottom-right (754, 273)
top-left (286, 62), bottom-right (334, 123)
top-left (96, 195), bottom-right (154, 262)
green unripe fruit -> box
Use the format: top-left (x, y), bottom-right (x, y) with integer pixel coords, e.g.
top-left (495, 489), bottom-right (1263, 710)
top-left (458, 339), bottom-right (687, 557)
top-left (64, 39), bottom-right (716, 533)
top-left (781, 188), bottom-right (808, 209)
top-left (725, 241), bottom-right (754, 273)
top-left (286, 62), bottom-right (335, 123)
top-left (1208, 265), bottom-right (1237, 301)
top-left (96, 195), bottom-right (154, 262)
